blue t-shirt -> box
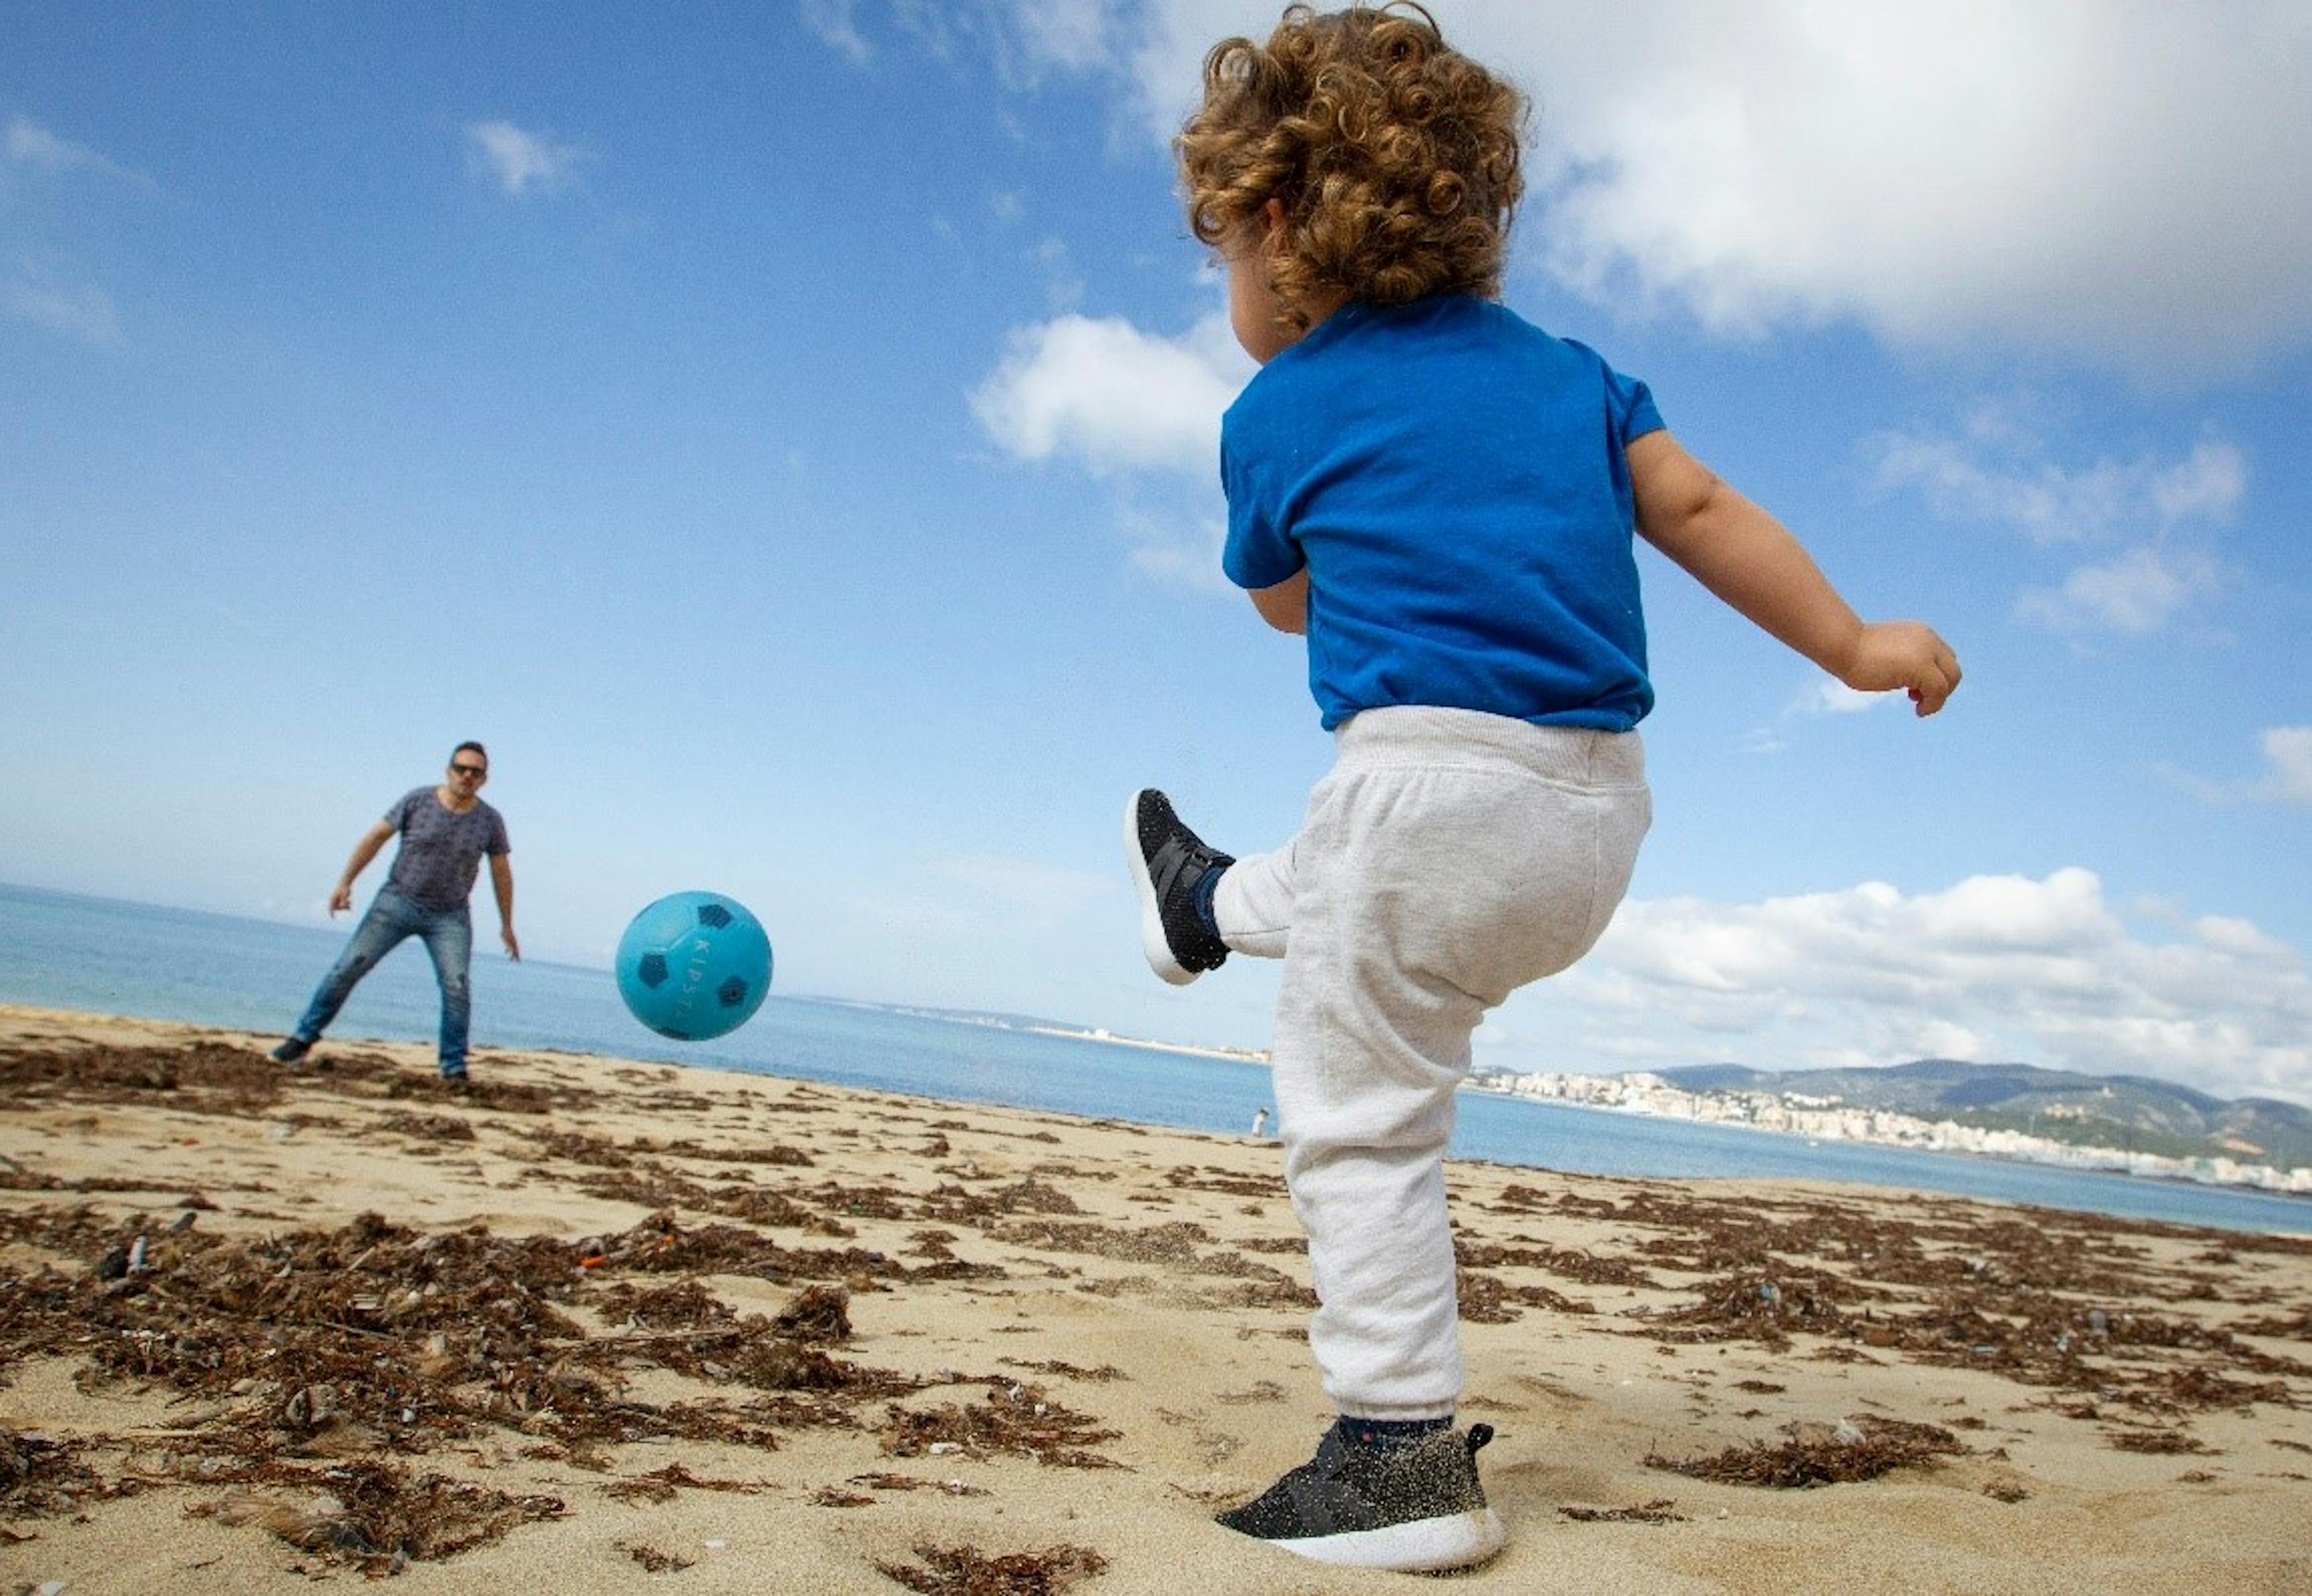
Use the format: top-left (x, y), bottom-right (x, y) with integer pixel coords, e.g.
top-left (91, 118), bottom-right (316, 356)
top-left (1221, 294), bottom-right (1664, 731)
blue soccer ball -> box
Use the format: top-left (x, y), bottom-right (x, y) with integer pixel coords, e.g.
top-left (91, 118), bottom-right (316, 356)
top-left (614, 890), bottom-right (773, 1041)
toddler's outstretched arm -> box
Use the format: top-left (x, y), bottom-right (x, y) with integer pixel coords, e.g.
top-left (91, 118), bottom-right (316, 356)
top-left (1628, 430), bottom-right (1960, 716)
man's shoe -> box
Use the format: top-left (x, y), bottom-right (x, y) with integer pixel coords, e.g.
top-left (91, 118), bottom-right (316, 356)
top-left (269, 1037), bottom-right (311, 1065)
top-left (1125, 789), bottom-right (1234, 986)
top-left (1216, 1422), bottom-right (1505, 1573)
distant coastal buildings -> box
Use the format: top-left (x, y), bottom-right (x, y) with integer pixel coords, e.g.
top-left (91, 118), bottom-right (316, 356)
top-left (1472, 1069), bottom-right (2312, 1196)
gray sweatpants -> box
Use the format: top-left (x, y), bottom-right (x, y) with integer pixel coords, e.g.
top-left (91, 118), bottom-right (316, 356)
top-left (1214, 706), bottom-right (1651, 1418)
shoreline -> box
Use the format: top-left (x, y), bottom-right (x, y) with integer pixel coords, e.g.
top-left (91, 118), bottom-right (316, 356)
top-left (7, 872), bottom-right (2298, 1209)
top-left (815, 991), bottom-right (2309, 1205)
top-left (1470, 1085), bottom-right (2312, 1207)
top-left (798, 992), bottom-right (1272, 1066)
top-left (0, 993), bottom-right (2302, 1235)
top-left (3, 1006), bottom-right (2310, 1593)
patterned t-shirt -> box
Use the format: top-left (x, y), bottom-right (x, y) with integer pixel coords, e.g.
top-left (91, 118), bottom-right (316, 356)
top-left (381, 788), bottom-right (510, 912)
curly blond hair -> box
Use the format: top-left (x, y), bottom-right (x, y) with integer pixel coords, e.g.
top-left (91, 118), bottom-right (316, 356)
top-left (1175, 3), bottom-right (1526, 333)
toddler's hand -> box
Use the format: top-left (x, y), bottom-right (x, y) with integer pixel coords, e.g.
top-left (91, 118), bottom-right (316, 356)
top-left (1840, 621), bottom-right (1961, 717)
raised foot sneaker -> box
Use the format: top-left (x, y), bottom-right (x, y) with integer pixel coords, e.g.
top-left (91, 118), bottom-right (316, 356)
top-left (269, 1037), bottom-right (312, 1065)
top-left (1124, 789), bottom-right (1234, 986)
top-left (1216, 1421), bottom-right (1506, 1573)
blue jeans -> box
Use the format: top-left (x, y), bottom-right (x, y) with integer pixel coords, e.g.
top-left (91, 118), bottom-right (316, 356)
top-left (292, 888), bottom-right (474, 1075)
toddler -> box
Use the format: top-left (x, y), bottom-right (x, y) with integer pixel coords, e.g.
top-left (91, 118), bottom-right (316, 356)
top-left (1126, 3), bottom-right (1958, 1574)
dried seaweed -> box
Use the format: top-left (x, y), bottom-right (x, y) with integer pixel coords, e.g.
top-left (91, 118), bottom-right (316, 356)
top-left (600, 1461), bottom-right (766, 1504)
top-left (618, 1540), bottom-right (696, 1571)
top-left (1646, 1416), bottom-right (1966, 1488)
top-left (1458, 1236), bottom-right (1661, 1290)
top-left (0, 1195), bottom-right (945, 1565)
top-left (874, 1542), bottom-right (1108, 1595)
top-left (1457, 1271), bottom-right (1592, 1324)
top-left (999, 1360), bottom-right (1127, 1384)
top-left (0, 1425), bottom-right (112, 1518)
top-left (0, 1041), bottom-right (293, 1110)
top-left (8, 1030), bottom-right (2309, 1582)
top-left (1602, 1182), bottom-right (2312, 1422)
top-left (1164, 1166), bottom-right (1280, 1199)
top-left (847, 1471), bottom-right (990, 1497)
top-left (881, 1384), bottom-right (1123, 1470)
top-left (775, 1283), bottom-right (854, 1343)
top-left (375, 1112), bottom-right (475, 1142)
top-left (1648, 1269), bottom-right (1864, 1349)
top-left (2104, 1427), bottom-right (2211, 1455)
top-left (189, 1459), bottom-right (564, 1573)
top-left (1559, 1498), bottom-right (1686, 1523)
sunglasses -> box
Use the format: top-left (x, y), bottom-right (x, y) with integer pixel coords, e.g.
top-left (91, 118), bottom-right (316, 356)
top-left (450, 764), bottom-right (487, 777)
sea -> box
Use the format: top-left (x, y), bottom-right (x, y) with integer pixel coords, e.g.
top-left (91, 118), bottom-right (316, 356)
top-left (3, 881), bottom-right (2307, 1238)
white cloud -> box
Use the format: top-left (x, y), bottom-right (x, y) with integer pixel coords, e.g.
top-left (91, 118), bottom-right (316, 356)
top-left (969, 305), bottom-right (1250, 583)
top-left (2165, 726), bottom-right (2312, 807)
top-left (2150, 442), bottom-right (2250, 525)
top-left (2262, 728), bottom-right (2312, 805)
top-left (889, 0), bottom-right (972, 61)
top-left (1870, 429), bottom-right (2246, 548)
top-left (2193, 913), bottom-right (2297, 962)
top-left (1114, 501), bottom-right (1230, 591)
top-left (1870, 421), bottom-right (2243, 637)
top-left (969, 308), bottom-right (1247, 476)
top-left (812, 2), bottom-right (1114, 77)
top-left (1794, 681), bottom-right (1880, 717)
top-left (2014, 544), bottom-right (2224, 637)
top-left (4, 115), bottom-right (145, 185)
top-left (1029, 236), bottom-right (1086, 312)
top-left (1106, 1), bottom-right (2312, 379)
top-left (464, 120), bottom-right (586, 198)
top-left (800, 0), bottom-right (875, 64)
top-left (3, 119), bottom-right (151, 348)
top-left (4, 275), bottom-right (122, 346)
top-left (7, 115), bottom-right (90, 170)
top-left (1736, 676), bottom-right (1888, 756)
top-left (1512, 868), bottom-right (2312, 1104)
top-left (1113, 0), bottom-right (1254, 133)
top-left (1014, 0), bottom-right (1112, 70)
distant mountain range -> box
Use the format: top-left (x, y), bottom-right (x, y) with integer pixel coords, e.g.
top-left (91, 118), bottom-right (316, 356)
top-left (1654, 1059), bottom-right (2312, 1171)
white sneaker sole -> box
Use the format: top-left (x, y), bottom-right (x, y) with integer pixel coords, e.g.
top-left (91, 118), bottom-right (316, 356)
top-left (1123, 790), bottom-right (1198, 987)
top-left (1269, 1507), bottom-right (1506, 1572)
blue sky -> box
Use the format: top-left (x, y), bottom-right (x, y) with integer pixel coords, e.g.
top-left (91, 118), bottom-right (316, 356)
top-left (4, 1), bottom-right (2308, 1104)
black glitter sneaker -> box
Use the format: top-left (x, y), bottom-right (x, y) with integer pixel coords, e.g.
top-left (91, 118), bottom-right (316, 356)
top-left (1125, 789), bottom-right (1234, 986)
top-left (1216, 1421), bottom-right (1504, 1572)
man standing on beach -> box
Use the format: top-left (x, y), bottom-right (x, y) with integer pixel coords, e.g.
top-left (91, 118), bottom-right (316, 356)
top-left (269, 742), bottom-right (517, 1082)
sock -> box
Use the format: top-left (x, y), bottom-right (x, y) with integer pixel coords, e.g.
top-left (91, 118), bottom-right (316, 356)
top-left (1190, 862), bottom-right (1225, 938)
top-left (1336, 1415), bottom-right (1452, 1452)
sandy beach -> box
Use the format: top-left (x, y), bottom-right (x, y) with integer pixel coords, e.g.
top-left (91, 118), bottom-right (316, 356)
top-left (2, 1003), bottom-right (2307, 1595)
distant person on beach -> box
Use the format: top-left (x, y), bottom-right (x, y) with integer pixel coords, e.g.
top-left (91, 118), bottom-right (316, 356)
top-left (269, 742), bottom-right (518, 1083)
top-left (1251, 1106), bottom-right (1270, 1138)
top-left (1124, 5), bottom-right (1959, 1573)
